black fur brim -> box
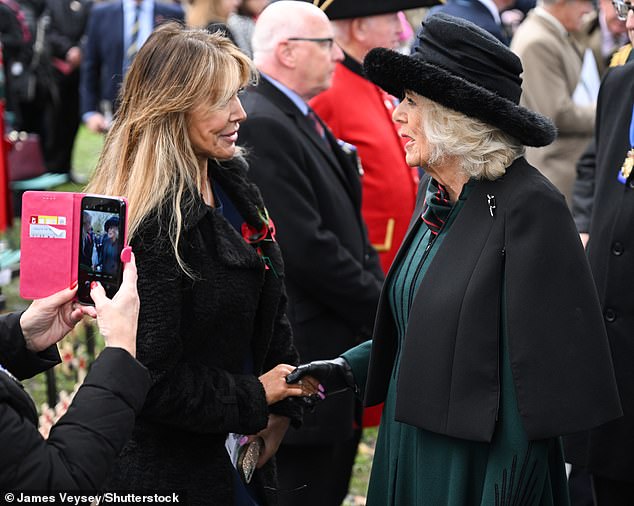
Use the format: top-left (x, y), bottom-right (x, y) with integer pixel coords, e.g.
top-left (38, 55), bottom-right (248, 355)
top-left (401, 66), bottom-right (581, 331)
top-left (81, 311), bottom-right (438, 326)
top-left (363, 48), bottom-right (557, 147)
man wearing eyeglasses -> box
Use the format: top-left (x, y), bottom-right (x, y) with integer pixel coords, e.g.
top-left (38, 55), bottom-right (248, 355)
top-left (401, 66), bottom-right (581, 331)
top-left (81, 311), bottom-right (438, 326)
top-left (238, 2), bottom-right (385, 505)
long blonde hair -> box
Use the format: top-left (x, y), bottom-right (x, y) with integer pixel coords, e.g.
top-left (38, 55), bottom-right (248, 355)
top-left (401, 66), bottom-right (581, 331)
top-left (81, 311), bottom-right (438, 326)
top-left (86, 22), bottom-right (256, 275)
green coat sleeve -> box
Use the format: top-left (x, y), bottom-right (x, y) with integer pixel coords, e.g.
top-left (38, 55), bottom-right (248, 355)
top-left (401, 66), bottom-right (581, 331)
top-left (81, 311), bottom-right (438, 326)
top-left (341, 339), bottom-right (372, 396)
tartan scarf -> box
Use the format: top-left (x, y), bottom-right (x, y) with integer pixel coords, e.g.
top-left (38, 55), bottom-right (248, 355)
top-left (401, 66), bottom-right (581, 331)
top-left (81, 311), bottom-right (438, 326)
top-left (421, 179), bottom-right (452, 236)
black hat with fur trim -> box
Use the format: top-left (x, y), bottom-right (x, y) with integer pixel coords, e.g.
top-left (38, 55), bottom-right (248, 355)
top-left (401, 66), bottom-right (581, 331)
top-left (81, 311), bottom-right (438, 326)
top-left (363, 13), bottom-right (556, 147)
top-left (293, 0), bottom-right (440, 20)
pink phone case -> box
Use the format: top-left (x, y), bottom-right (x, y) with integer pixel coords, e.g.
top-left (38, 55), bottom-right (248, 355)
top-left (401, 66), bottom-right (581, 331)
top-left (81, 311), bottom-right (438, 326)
top-left (20, 191), bottom-right (128, 300)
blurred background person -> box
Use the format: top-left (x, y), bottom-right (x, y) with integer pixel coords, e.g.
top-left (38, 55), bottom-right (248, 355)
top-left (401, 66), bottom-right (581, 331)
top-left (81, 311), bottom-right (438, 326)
top-left (184, 0), bottom-right (241, 45)
top-left (80, 0), bottom-right (183, 133)
top-left (238, 2), bottom-right (384, 504)
top-left (86, 23), bottom-right (314, 505)
top-left (12, 0), bottom-right (53, 137)
top-left (575, 0), bottom-right (628, 75)
top-left (43, 0), bottom-right (92, 181)
top-left (511, 0), bottom-right (596, 205)
top-left (420, 0), bottom-right (517, 45)
top-left (0, 0), bottom-right (33, 130)
top-left (289, 13), bottom-right (622, 506)
top-left (0, 255), bottom-right (150, 490)
top-left (227, 0), bottom-right (270, 57)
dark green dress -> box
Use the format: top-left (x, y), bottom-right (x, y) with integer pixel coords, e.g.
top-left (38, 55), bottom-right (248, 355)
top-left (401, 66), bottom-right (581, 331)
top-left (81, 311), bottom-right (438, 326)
top-left (343, 180), bottom-right (570, 506)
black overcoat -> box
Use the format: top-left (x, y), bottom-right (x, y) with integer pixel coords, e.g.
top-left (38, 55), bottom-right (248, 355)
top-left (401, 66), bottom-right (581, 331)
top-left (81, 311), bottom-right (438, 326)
top-left (365, 157), bottom-right (622, 442)
top-left (0, 312), bottom-right (150, 489)
top-left (238, 77), bottom-right (384, 444)
top-left (107, 159), bottom-right (301, 504)
top-left (565, 61), bottom-right (634, 481)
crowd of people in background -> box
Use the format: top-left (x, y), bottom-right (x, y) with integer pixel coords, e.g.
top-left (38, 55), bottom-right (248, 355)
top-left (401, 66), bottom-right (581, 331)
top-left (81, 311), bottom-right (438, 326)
top-left (1, 0), bottom-right (634, 504)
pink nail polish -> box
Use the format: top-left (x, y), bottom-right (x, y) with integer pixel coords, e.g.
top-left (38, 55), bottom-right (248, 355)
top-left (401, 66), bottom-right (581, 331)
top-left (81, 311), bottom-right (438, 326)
top-left (318, 384), bottom-right (325, 393)
top-left (90, 281), bottom-right (99, 290)
top-left (120, 246), bottom-right (132, 263)
top-left (318, 392), bottom-right (326, 400)
top-left (239, 435), bottom-right (249, 446)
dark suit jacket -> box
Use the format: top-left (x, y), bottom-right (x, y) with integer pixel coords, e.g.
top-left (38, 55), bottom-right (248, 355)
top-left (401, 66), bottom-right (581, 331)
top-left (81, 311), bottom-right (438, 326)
top-left (424, 0), bottom-right (509, 45)
top-left (0, 312), bottom-right (150, 489)
top-left (239, 77), bottom-right (384, 444)
top-left (79, 0), bottom-right (183, 116)
top-left (565, 61), bottom-right (634, 481)
top-left (364, 157), bottom-right (621, 443)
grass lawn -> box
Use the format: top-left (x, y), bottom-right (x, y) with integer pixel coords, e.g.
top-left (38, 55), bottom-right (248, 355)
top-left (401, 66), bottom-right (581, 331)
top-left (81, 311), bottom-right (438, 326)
top-left (3, 125), bottom-right (375, 503)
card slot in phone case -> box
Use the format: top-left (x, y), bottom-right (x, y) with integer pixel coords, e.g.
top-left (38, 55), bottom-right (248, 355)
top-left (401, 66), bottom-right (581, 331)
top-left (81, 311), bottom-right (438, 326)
top-left (20, 191), bottom-right (128, 300)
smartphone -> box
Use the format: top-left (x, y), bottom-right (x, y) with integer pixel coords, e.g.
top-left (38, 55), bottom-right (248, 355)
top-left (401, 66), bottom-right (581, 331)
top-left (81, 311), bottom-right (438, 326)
top-left (77, 195), bottom-right (127, 304)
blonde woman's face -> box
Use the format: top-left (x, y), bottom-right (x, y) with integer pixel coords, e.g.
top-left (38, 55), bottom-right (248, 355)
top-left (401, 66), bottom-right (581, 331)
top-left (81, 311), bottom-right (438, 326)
top-left (392, 91), bottom-right (428, 168)
top-left (187, 93), bottom-right (246, 161)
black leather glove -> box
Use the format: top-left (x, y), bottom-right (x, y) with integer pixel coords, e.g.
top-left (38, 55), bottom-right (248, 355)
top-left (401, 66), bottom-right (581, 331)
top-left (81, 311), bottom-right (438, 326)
top-left (286, 357), bottom-right (358, 397)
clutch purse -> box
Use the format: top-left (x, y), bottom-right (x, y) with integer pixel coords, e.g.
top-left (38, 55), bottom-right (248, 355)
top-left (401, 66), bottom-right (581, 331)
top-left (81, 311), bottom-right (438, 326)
top-left (225, 433), bottom-right (264, 484)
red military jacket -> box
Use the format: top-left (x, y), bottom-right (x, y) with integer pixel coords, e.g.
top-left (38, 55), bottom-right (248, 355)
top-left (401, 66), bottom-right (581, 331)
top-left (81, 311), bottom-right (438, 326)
top-left (310, 55), bottom-right (419, 273)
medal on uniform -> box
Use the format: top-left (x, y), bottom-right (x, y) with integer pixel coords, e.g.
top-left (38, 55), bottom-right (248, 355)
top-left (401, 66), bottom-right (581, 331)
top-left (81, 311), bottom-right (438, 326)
top-left (619, 149), bottom-right (634, 183)
top-left (617, 104), bottom-right (634, 184)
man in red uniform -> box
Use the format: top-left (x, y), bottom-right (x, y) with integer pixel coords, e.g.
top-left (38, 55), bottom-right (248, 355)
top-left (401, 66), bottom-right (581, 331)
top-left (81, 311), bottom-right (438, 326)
top-left (308, 0), bottom-right (436, 427)
top-left (309, 0), bottom-right (432, 273)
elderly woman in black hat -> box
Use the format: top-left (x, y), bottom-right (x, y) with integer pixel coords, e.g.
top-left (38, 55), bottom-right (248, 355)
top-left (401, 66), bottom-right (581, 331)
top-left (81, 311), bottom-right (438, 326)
top-left (288, 13), bottom-right (622, 505)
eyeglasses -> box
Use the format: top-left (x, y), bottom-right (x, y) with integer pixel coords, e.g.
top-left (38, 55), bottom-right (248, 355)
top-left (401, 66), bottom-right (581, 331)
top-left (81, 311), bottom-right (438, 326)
top-left (612, 0), bottom-right (634, 20)
top-left (286, 37), bottom-right (335, 50)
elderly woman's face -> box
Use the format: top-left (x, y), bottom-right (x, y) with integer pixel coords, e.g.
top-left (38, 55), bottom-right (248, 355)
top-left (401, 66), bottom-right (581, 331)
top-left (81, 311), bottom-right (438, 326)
top-left (393, 91), bottom-right (428, 167)
top-left (187, 92), bottom-right (246, 161)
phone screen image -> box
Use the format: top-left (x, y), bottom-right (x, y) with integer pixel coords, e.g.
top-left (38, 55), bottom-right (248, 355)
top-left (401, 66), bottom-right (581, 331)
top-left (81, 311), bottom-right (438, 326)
top-left (77, 197), bottom-right (126, 304)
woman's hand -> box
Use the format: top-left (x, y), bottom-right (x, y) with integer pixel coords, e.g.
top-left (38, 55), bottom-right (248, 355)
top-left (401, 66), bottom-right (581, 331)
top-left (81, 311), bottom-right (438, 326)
top-left (88, 252), bottom-right (140, 357)
top-left (255, 414), bottom-right (290, 468)
top-left (259, 364), bottom-right (321, 405)
top-left (20, 284), bottom-right (86, 352)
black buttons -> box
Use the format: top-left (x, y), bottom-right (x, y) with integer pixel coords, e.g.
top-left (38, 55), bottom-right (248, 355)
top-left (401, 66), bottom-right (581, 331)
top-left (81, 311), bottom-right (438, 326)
top-left (605, 308), bottom-right (617, 322)
top-left (612, 242), bottom-right (625, 256)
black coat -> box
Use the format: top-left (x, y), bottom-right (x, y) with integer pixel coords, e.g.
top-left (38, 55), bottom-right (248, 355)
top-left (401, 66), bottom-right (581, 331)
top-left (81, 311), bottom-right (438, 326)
top-left (365, 157), bottom-right (622, 442)
top-left (0, 312), bottom-right (150, 489)
top-left (565, 61), bottom-right (634, 482)
top-left (238, 77), bottom-right (384, 445)
top-left (107, 158), bottom-right (301, 505)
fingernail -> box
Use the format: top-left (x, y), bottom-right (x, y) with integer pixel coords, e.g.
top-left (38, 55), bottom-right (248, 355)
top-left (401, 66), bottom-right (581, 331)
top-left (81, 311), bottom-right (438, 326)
top-left (318, 392), bottom-right (326, 400)
top-left (90, 281), bottom-right (99, 290)
top-left (239, 435), bottom-right (249, 446)
top-left (318, 384), bottom-right (324, 392)
top-left (70, 280), bottom-right (78, 290)
top-left (120, 246), bottom-right (132, 263)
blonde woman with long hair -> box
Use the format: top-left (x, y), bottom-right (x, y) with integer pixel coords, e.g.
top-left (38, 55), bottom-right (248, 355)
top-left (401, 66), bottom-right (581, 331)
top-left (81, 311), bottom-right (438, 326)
top-left (88, 23), bottom-right (317, 505)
